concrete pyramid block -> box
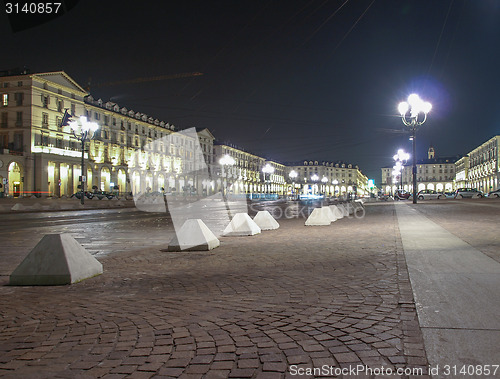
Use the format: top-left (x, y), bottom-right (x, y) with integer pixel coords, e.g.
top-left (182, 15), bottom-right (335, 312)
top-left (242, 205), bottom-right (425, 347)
top-left (223, 213), bottom-right (261, 236)
top-left (305, 207), bottom-right (331, 226)
top-left (11, 203), bottom-right (25, 211)
top-left (9, 234), bottom-right (103, 286)
top-left (253, 210), bottom-right (280, 230)
top-left (322, 206), bottom-right (336, 222)
top-left (168, 219), bottom-right (220, 251)
top-left (329, 205), bottom-right (344, 220)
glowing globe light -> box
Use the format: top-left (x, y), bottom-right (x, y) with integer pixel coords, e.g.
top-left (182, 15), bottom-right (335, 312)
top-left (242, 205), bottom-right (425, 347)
top-left (397, 93), bottom-right (431, 204)
top-left (219, 154), bottom-right (235, 166)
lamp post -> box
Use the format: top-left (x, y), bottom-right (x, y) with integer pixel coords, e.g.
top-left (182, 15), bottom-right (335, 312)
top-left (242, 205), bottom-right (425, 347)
top-left (219, 154), bottom-right (235, 200)
top-left (311, 174), bottom-right (319, 195)
top-left (289, 170), bottom-right (298, 199)
top-left (398, 94), bottom-right (431, 204)
top-left (321, 176), bottom-right (328, 196)
top-left (332, 179), bottom-right (339, 197)
top-left (69, 116), bottom-right (99, 205)
top-left (262, 163), bottom-right (274, 197)
top-left (393, 149), bottom-right (410, 192)
top-left (392, 163), bottom-right (402, 197)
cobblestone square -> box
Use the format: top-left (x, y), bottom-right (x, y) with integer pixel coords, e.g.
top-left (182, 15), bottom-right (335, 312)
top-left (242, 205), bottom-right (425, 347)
top-left (0, 203), bottom-right (433, 378)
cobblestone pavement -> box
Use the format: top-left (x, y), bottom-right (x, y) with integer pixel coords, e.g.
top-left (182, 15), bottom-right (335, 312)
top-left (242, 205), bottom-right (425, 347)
top-left (0, 203), bottom-right (429, 378)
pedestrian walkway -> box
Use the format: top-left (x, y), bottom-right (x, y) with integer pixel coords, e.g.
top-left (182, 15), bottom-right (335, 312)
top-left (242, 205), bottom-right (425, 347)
top-left (395, 202), bottom-right (500, 378)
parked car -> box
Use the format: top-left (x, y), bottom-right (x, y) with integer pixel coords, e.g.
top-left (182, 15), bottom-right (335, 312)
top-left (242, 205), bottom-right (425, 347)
top-left (487, 189), bottom-right (500, 198)
top-left (71, 191), bottom-right (94, 200)
top-left (444, 192), bottom-right (455, 198)
top-left (416, 189), bottom-right (444, 200)
top-left (394, 190), bottom-right (411, 200)
top-left (454, 188), bottom-right (483, 198)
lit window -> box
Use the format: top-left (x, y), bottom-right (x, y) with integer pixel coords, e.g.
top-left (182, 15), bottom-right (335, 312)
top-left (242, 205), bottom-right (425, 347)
top-left (42, 113), bottom-right (49, 128)
top-left (2, 94), bottom-right (7, 106)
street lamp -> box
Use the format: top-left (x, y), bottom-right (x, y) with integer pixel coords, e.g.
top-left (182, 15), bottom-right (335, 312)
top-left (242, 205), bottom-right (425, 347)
top-left (69, 116), bottom-right (99, 205)
top-left (219, 154), bottom-right (235, 199)
top-left (398, 94), bottom-right (431, 204)
top-left (262, 163), bottom-right (274, 196)
top-left (332, 179), bottom-right (339, 197)
top-left (393, 149), bottom-right (410, 192)
top-left (289, 170), bottom-right (298, 199)
top-left (310, 174), bottom-right (319, 195)
top-left (321, 176), bottom-right (328, 196)
top-left (392, 162), bottom-right (402, 196)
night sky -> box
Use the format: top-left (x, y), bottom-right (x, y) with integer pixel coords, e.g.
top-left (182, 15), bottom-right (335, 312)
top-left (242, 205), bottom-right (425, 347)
top-left (2, 0), bottom-right (500, 182)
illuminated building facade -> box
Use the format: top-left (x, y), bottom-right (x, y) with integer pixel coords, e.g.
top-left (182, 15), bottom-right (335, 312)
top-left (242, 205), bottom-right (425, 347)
top-left (287, 160), bottom-right (369, 197)
top-left (213, 144), bottom-right (287, 195)
top-left (467, 136), bottom-right (500, 192)
top-left (0, 70), bottom-right (90, 197)
top-left (381, 147), bottom-right (458, 195)
top-left (454, 156), bottom-right (469, 189)
top-left (0, 69), bottom-right (366, 199)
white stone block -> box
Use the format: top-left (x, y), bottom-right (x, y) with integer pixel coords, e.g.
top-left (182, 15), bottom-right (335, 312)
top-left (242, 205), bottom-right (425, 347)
top-left (305, 207), bottom-right (331, 226)
top-left (322, 206), bottom-right (336, 222)
top-left (223, 213), bottom-right (261, 236)
top-left (9, 234), bottom-right (103, 285)
top-left (168, 219), bottom-right (220, 251)
top-left (253, 210), bottom-right (280, 230)
top-left (329, 205), bottom-right (344, 219)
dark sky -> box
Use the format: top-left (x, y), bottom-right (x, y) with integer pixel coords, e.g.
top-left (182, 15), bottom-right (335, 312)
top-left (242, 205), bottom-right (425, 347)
top-left (2, 0), bottom-right (500, 182)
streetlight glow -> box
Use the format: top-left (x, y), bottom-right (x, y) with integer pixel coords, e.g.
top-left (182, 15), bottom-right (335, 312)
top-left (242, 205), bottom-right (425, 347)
top-left (219, 154), bottom-right (235, 204)
top-left (422, 101), bottom-right (432, 114)
top-left (262, 163), bottom-right (275, 194)
top-left (70, 115), bottom-right (99, 205)
top-left (398, 102), bottom-right (409, 116)
top-left (262, 163), bottom-right (275, 174)
top-left (289, 170), bottom-right (298, 199)
top-left (398, 93), bottom-right (431, 203)
top-left (219, 154), bottom-right (235, 166)
top-left (70, 116), bottom-right (98, 135)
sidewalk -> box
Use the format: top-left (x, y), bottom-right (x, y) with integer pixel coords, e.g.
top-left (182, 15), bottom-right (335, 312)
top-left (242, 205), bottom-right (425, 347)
top-left (0, 197), bottom-right (136, 213)
top-left (0, 203), bottom-right (428, 378)
top-left (395, 202), bottom-right (500, 378)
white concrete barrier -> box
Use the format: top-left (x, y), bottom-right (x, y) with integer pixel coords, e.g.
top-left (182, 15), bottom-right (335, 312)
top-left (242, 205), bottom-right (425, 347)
top-left (322, 206), bottom-right (336, 222)
top-left (253, 210), bottom-right (280, 230)
top-left (329, 205), bottom-right (344, 220)
top-left (305, 207), bottom-right (331, 226)
top-left (223, 213), bottom-right (261, 236)
top-left (168, 219), bottom-right (220, 251)
top-left (9, 234), bottom-right (103, 285)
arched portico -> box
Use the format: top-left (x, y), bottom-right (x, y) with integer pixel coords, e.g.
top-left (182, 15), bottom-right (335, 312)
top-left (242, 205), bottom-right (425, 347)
top-left (8, 161), bottom-right (23, 197)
